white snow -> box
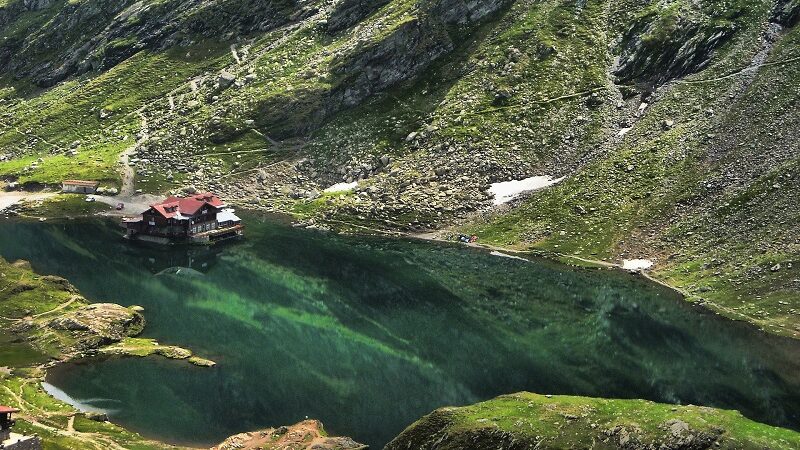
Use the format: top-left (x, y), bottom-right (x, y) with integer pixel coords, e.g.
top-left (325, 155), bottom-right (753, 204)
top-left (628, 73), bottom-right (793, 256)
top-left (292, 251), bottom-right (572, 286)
top-left (324, 181), bottom-right (358, 193)
top-left (489, 175), bottom-right (565, 206)
top-left (490, 251), bottom-right (529, 262)
top-left (622, 259), bottom-right (654, 271)
top-left (216, 208), bottom-right (241, 223)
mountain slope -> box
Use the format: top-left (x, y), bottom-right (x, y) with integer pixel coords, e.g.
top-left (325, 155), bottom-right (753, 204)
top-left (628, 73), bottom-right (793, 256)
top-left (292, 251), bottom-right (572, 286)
top-left (0, 0), bottom-right (798, 336)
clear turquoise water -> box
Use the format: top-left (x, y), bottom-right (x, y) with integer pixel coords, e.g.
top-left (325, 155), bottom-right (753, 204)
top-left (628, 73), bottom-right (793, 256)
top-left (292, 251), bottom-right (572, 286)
top-left (0, 215), bottom-right (798, 448)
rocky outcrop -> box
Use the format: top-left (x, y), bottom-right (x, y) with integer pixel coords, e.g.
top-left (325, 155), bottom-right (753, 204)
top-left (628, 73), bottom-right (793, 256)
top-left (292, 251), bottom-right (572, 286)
top-left (614, 2), bottom-right (739, 85)
top-left (212, 420), bottom-right (366, 450)
top-left (326, 0), bottom-right (391, 33)
top-left (329, 18), bottom-right (453, 108)
top-left (254, 0), bottom-right (512, 138)
top-left (47, 303), bottom-right (145, 349)
top-left (773, 0), bottom-right (800, 26)
top-left (426, 0), bottom-right (510, 25)
top-left (0, 0), bottom-right (296, 86)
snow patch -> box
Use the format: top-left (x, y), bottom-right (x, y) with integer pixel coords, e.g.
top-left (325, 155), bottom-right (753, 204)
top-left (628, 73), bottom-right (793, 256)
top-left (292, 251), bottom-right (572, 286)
top-left (622, 259), bottom-right (654, 271)
top-left (324, 181), bottom-right (358, 193)
top-left (489, 176), bottom-right (565, 206)
top-left (490, 251), bottom-right (529, 262)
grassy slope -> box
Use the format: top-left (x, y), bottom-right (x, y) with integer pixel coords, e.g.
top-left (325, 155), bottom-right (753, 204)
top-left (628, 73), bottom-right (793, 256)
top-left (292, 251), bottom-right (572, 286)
top-left (0, 0), bottom-right (796, 338)
top-left (0, 39), bottom-right (230, 186)
top-left (284, 0), bottom-right (799, 340)
top-left (0, 2), bottom-right (796, 447)
top-left (463, 2), bottom-right (800, 337)
top-left (387, 392), bottom-right (800, 450)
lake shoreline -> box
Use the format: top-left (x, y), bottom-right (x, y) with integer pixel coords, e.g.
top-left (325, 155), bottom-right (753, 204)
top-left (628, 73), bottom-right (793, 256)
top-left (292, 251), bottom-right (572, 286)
top-left (3, 214), bottom-right (800, 449)
top-left (3, 195), bottom-right (794, 342)
top-left (0, 254), bottom-right (216, 449)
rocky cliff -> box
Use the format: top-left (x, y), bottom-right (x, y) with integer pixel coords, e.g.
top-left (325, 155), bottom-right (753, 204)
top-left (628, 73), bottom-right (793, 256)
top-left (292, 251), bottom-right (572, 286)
top-left (212, 420), bottom-right (366, 450)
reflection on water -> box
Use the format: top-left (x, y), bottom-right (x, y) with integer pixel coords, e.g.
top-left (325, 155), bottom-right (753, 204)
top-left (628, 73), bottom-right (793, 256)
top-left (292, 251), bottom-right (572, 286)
top-left (0, 214), bottom-right (798, 448)
top-left (41, 382), bottom-right (119, 415)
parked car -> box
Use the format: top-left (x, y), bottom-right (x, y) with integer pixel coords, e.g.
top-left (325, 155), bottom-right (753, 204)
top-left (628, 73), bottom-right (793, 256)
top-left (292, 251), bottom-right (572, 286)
top-left (85, 196), bottom-right (96, 202)
top-left (116, 203), bottom-right (125, 210)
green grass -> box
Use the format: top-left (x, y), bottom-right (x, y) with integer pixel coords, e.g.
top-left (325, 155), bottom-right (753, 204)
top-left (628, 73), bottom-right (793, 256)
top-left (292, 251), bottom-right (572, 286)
top-left (0, 256), bottom-right (193, 449)
top-left (390, 392), bottom-right (800, 449)
top-left (0, 40), bottom-right (230, 188)
top-left (0, 258), bottom-right (76, 320)
top-left (456, 0), bottom-right (800, 338)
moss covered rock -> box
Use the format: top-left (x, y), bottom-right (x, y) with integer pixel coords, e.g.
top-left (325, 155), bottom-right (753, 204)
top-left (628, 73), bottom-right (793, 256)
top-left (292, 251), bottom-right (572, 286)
top-left (386, 392), bottom-right (800, 450)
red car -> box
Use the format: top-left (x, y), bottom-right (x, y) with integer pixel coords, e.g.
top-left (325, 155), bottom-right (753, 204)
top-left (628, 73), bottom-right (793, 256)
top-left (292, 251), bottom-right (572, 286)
top-left (115, 203), bottom-right (125, 210)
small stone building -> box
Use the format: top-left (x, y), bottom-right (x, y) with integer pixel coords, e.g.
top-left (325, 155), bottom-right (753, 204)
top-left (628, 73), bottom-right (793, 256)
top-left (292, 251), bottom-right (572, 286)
top-left (61, 180), bottom-right (99, 194)
top-left (1, 406), bottom-right (42, 450)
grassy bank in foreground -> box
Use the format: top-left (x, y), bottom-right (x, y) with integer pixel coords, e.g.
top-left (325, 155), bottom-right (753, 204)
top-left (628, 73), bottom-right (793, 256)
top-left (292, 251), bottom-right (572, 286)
top-left (386, 392), bottom-right (800, 450)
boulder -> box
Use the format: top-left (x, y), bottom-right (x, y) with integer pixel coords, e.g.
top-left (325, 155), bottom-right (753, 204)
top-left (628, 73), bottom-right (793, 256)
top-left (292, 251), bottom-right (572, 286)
top-left (218, 71), bottom-right (236, 89)
top-left (213, 420), bottom-right (366, 450)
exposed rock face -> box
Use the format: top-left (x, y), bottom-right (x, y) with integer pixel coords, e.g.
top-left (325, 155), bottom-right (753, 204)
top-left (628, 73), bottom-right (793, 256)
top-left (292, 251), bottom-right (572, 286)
top-left (22, 0), bottom-right (53, 11)
top-left (427, 0), bottom-right (510, 25)
top-left (255, 0), bottom-right (512, 137)
top-left (329, 17), bottom-right (453, 108)
top-left (48, 303), bottom-right (145, 349)
top-left (212, 420), bottom-right (366, 450)
top-left (604, 421), bottom-right (723, 450)
top-left (773, 0), bottom-right (800, 26)
top-left (326, 0), bottom-right (392, 33)
top-left (0, 0), bottom-right (296, 86)
top-left (614, 3), bottom-right (737, 85)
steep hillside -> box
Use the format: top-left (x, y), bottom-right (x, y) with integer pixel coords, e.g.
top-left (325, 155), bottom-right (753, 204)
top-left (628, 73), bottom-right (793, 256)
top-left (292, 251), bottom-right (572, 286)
top-left (0, 0), bottom-right (798, 338)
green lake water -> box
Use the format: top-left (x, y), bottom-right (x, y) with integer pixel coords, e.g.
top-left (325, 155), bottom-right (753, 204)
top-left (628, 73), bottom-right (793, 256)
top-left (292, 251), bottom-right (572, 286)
top-left (0, 215), bottom-right (798, 448)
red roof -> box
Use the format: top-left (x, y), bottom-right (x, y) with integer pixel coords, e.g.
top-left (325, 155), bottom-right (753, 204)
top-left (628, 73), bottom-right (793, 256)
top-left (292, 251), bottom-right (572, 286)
top-left (63, 180), bottom-right (100, 186)
top-left (0, 405), bottom-right (19, 414)
top-left (148, 193), bottom-right (225, 219)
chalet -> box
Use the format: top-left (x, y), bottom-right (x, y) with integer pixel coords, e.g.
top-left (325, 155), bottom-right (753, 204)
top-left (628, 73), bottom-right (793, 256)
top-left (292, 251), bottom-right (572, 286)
top-left (123, 192), bottom-right (243, 244)
top-left (1, 405), bottom-right (41, 450)
top-left (62, 180), bottom-right (99, 194)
